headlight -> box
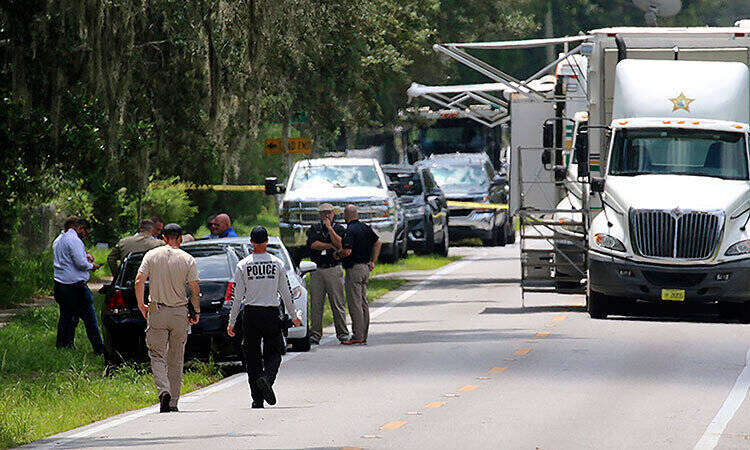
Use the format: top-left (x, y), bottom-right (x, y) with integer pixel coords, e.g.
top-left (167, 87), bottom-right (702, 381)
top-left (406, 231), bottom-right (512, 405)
top-left (726, 240), bottom-right (750, 256)
top-left (594, 233), bottom-right (626, 252)
top-left (292, 286), bottom-right (303, 299)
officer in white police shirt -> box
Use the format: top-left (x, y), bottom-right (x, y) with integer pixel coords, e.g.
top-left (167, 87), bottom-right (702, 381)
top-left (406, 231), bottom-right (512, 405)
top-left (227, 226), bottom-right (301, 408)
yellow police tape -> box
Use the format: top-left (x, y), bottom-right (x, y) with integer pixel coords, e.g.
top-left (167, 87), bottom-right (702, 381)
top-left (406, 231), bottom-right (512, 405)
top-left (447, 200), bottom-right (508, 210)
top-left (149, 182), bottom-right (265, 192)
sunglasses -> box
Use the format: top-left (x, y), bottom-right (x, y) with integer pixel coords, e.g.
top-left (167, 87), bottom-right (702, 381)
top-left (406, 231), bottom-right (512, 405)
top-left (207, 222), bottom-right (219, 227)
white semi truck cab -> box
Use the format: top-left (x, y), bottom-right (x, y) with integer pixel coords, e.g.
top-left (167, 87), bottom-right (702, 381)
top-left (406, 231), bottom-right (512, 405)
top-left (586, 59), bottom-right (750, 318)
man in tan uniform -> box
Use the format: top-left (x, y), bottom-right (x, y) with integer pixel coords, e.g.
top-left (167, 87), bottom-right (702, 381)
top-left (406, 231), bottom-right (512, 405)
top-left (107, 219), bottom-right (164, 277)
top-left (135, 223), bottom-right (200, 413)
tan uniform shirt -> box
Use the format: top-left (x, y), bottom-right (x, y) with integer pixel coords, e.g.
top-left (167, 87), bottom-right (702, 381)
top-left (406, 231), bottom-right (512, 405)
top-left (137, 245), bottom-right (199, 306)
top-left (108, 232), bottom-right (164, 277)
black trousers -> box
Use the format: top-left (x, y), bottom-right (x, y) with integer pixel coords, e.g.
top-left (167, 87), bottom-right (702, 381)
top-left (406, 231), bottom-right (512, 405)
top-left (53, 281), bottom-right (105, 353)
top-left (241, 305), bottom-right (284, 403)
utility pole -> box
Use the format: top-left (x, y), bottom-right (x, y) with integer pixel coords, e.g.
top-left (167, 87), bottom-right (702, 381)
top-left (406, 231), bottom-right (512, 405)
top-left (544, 1), bottom-right (554, 63)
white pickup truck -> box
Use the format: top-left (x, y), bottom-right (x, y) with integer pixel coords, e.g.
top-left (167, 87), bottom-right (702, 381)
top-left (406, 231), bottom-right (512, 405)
top-left (585, 58), bottom-right (750, 319)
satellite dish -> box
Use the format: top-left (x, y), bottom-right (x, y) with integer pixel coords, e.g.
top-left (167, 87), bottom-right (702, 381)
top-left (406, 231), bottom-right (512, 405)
top-left (633, 0), bottom-right (682, 26)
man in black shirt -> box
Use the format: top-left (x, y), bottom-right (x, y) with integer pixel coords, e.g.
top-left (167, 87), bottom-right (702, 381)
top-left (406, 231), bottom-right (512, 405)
top-left (305, 203), bottom-right (350, 344)
top-left (340, 205), bottom-right (381, 345)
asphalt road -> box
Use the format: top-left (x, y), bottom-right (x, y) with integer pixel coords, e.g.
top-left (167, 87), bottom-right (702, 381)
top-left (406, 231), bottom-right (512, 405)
top-left (33, 245), bottom-right (750, 449)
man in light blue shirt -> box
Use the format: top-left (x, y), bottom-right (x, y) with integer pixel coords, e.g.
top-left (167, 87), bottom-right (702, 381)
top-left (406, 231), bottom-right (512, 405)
top-left (52, 216), bottom-right (105, 354)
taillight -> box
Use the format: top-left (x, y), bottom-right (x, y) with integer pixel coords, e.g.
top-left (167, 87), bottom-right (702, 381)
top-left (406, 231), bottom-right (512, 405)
top-left (105, 290), bottom-right (126, 310)
top-left (224, 282), bottom-right (234, 303)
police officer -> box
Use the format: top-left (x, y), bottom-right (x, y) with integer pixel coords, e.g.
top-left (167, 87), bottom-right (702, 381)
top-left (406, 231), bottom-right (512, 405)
top-left (306, 203), bottom-right (349, 344)
top-left (107, 219), bottom-right (164, 278)
top-left (227, 226), bottom-right (301, 408)
top-left (340, 205), bottom-right (381, 345)
top-left (135, 223), bottom-right (200, 413)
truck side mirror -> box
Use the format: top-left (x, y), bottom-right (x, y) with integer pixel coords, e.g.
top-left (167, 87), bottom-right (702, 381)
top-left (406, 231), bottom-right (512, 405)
top-left (541, 149), bottom-right (552, 166)
top-left (264, 177), bottom-right (285, 195)
top-left (542, 122), bottom-right (554, 148)
top-left (575, 131), bottom-right (590, 179)
top-left (591, 177), bottom-right (606, 193)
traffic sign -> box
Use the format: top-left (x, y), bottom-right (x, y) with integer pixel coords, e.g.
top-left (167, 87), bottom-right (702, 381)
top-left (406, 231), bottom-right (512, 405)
top-left (265, 138), bottom-right (311, 155)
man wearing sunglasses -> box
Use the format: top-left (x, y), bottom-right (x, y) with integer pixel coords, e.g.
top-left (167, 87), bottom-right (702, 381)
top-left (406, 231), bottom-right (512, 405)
top-left (205, 213), bottom-right (238, 239)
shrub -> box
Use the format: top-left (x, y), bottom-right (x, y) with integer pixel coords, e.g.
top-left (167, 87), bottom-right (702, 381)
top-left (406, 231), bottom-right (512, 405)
top-left (121, 177), bottom-right (198, 228)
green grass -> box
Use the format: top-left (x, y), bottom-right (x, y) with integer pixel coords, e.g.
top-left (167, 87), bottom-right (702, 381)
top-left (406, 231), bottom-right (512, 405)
top-left (0, 295), bottom-right (223, 448)
top-left (372, 254), bottom-right (460, 276)
top-left (3, 249), bottom-right (54, 309)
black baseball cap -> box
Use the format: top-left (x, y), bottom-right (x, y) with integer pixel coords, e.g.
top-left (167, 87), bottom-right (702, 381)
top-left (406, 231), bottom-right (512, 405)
top-left (250, 226), bottom-right (268, 243)
top-left (163, 223), bottom-right (183, 236)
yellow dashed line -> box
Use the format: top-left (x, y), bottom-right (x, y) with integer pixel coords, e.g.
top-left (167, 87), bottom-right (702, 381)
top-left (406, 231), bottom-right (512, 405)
top-left (504, 357), bottom-right (515, 361)
top-left (458, 384), bottom-right (479, 392)
top-left (380, 421), bottom-right (408, 430)
top-left (536, 332), bottom-right (550, 338)
top-left (424, 401), bottom-right (447, 409)
top-left (527, 340), bottom-right (538, 343)
top-left (488, 366), bottom-right (508, 374)
top-left (514, 348), bottom-right (532, 356)
top-left (476, 376), bottom-right (491, 380)
top-left (552, 315), bottom-right (567, 322)
top-left (568, 302), bottom-right (585, 307)
top-left (362, 435), bottom-right (379, 439)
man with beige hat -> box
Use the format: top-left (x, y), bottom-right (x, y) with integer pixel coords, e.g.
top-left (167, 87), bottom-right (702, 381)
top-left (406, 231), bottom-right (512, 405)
top-left (306, 203), bottom-right (350, 344)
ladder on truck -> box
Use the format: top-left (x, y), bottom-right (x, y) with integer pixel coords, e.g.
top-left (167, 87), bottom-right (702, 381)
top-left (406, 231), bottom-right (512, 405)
top-left (516, 145), bottom-right (588, 306)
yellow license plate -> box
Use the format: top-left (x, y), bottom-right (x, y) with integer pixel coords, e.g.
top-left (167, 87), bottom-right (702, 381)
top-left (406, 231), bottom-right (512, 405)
top-left (661, 289), bottom-right (685, 301)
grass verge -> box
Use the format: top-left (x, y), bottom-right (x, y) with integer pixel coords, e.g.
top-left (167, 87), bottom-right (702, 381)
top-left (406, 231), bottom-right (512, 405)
top-left (0, 295), bottom-right (223, 448)
top-left (372, 254), bottom-right (460, 276)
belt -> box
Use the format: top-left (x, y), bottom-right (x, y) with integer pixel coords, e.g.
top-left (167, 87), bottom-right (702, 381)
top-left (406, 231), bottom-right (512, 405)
top-left (316, 262), bottom-right (341, 269)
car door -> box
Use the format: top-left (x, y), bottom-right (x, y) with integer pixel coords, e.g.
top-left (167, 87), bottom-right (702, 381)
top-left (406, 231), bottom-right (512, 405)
top-left (421, 168), bottom-right (445, 238)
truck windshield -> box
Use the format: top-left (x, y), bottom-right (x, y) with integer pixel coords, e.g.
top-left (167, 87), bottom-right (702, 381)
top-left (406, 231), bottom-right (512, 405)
top-left (420, 125), bottom-right (482, 154)
top-left (430, 164), bottom-right (488, 187)
top-left (291, 165), bottom-right (383, 190)
top-left (609, 128), bottom-right (749, 180)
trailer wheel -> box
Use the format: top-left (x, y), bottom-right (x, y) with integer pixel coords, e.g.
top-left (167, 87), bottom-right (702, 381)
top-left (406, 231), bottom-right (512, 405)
top-left (588, 291), bottom-right (609, 320)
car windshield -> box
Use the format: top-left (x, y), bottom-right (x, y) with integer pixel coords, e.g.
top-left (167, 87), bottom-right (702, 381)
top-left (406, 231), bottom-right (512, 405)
top-left (118, 249), bottom-right (233, 285)
top-left (420, 125), bottom-right (482, 153)
top-left (291, 165), bottom-right (382, 190)
top-left (385, 171), bottom-right (422, 196)
top-left (429, 164), bottom-right (488, 187)
top-left (609, 128), bottom-right (749, 180)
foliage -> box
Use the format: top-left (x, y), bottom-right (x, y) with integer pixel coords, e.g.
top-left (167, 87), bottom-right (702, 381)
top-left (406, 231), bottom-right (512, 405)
top-left (121, 177), bottom-right (199, 228)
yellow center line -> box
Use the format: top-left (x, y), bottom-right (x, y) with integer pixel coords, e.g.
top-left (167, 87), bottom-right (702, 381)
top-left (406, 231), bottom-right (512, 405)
top-left (380, 421), bottom-right (408, 430)
top-left (424, 401), bottom-right (447, 409)
top-left (458, 384), bottom-right (479, 392)
top-left (504, 357), bottom-right (515, 361)
top-left (488, 366), bottom-right (508, 374)
top-left (514, 348), bottom-right (532, 356)
top-left (527, 340), bottom-right (538, 343)
top-left (476, 376), bottom-right (491, 380)
top-left (362, 435), bottom-right (379, 439)
top-left (552, 315), bottom-right (568, 322)
top-left (568, 302), bottom-right (585, 307)
top-left (536, 331), bottom-right (550, 338)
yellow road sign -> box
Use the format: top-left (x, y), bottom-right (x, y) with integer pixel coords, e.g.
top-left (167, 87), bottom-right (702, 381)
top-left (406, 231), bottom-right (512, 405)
top-left (265, 138), bottom-right (311, 155)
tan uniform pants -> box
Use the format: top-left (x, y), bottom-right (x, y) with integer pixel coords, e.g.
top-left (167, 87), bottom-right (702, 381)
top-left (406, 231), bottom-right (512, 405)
top-left (345, 263), bottom-right (370, 341)
top-left (310, 265), bottom-right (349, 341)
top-left (146, 303), bottom-right (189, 407)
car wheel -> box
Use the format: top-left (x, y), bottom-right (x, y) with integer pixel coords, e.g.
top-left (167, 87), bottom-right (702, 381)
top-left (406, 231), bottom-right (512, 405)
top-left (588, 291), bottom-right (609, 319)
top-left (435, 220), bottom-right (449, 257)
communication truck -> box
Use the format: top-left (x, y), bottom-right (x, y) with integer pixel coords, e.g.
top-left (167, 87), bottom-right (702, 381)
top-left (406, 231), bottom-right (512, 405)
top-left (583, 38), bottom-right (750, 319)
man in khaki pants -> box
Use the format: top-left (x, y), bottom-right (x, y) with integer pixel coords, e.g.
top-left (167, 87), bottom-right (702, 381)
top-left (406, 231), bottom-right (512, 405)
top-left (135, 223), bottom-right (200, 413)
top-left (339, 205), bottom-right (381, 345)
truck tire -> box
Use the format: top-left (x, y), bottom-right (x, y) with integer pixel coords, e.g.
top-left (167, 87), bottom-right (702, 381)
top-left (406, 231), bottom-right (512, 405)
top-left (741, 302), bottom-right (750, 324)
top-left (588, 291), bottom-right (609, 319)
top-left (505, 221), bottom-right (516, 244)
top-left (380, 243), bottom-right (400, 263)
top-left (418, 218), bottom-right (435, 255)
top-left (435, 221), bottom-right (450, 257)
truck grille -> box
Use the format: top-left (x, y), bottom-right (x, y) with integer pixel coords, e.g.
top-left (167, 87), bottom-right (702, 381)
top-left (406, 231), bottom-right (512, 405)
top-left (287, 201), bottom-right (388, 225)
top-left (630, 209), bottom-right (722, 260)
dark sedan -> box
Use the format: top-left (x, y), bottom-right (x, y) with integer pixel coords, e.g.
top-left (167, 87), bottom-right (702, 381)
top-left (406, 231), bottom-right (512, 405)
top-left (382, 164), bottom-right (449, 256)
top-left (101, 245), bottom-right (242, 362)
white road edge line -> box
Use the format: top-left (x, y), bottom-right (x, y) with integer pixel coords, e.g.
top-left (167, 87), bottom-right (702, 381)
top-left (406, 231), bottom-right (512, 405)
top-left (694, 346), bottom-right (750, 450)
top-left (41, 256), bottom-right (474, 447)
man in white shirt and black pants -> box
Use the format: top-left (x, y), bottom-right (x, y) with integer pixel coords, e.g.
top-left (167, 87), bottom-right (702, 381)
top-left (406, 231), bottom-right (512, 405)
top-left (227, 226), bottom-right (301, 408)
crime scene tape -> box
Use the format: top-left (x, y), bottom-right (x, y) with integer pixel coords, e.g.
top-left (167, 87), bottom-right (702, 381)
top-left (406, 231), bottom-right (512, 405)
top-left (447, 200), bottom-right (508, 210)
top-left (149, 182), bottom-right (264, 192)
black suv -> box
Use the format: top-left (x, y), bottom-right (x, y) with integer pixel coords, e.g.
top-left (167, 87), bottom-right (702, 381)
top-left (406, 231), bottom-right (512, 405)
top-left (417, 153), bottom-right (513, 246)
top-left (101, 245), bottom-right (242, 362)
top-left (382, 164), bottom-right (449, 256)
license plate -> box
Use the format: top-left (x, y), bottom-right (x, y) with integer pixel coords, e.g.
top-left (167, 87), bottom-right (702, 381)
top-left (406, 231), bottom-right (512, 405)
top-left (661, 289), bottom-right (685, 301)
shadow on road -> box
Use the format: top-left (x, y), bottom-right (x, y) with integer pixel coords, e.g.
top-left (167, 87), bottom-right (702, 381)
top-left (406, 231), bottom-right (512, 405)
top-left (481, 306), bottom-right (587, 315)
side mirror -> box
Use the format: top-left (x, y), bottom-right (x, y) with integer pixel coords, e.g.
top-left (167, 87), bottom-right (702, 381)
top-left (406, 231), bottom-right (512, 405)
top-left (264, 177), bottom-right (285, 195)
top-left (574, 131), bottom-right (590, 179)
top-left (542, 121), bottom-right (554, 148)
top-left (298, 260), bottom-right (317, 276)
top-left (553, 166), bottom-right (567, 182)
top-left (591, 177), bottom-right (606, 193)
top-left (491, 175), bottom-right (507, 186)
top-left (541, 149), bottom-right (552, 166)
top-left (387, 181), bottom-right (400, 191)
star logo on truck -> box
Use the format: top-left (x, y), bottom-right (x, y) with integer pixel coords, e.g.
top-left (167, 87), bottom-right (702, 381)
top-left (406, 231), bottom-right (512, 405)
top-left (669, 92), bottom-right (695, 112)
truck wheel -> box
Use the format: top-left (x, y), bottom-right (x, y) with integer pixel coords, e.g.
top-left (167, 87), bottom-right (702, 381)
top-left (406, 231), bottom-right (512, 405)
top-left (740, 302), bottom-right (750, 324)
top-left (496, 225), bottom-right (507, 246)
top-left (380, 244), bottom-right (400, 263)
top-left (418, 218), bottom-right (435, 254)
top-left (435, 222), bottom-right (450, 257)
top-left (505, 221), bottom-right (516, 244)
top-left (588, 291), bottom-right (609, 319)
